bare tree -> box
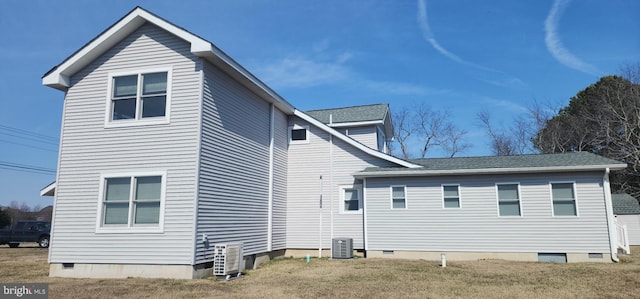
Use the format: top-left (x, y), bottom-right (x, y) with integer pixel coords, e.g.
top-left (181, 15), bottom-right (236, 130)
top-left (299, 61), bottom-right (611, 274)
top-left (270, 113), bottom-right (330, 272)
top-left (392, 103), bottom-right (471, 159)
top-left (477, 111), bottom-right (517, 156)
top-left (439, 124), bottom-right (471, 157)
top-left (392, 107), bottom-right (416, 160)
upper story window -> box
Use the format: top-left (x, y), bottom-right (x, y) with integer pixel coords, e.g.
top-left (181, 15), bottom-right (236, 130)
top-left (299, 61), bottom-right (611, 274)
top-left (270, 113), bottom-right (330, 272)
top-left (106, 69), bottom-right (171, 127)
top-left (289, 125), bottom-right (309, 144)
top-left (377, 126), bottom-right (386, 153)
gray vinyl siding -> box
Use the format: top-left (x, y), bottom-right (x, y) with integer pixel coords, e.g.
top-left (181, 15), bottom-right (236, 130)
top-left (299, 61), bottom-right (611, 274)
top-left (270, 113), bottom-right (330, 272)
top-left (272, 108), bottom-right (288, 250)
top-left (345, 126), bottom-right (377, 149)
top-left (195, 60), bottom-right (272, 264)
top-left (287, 117), bottom-right (396, 249)
top-left (617, 215), bottom-right (640, 245)
top-left (51, 24), bottom-right (201, 264)
top-left (365, 172), bottom-right (611, 253)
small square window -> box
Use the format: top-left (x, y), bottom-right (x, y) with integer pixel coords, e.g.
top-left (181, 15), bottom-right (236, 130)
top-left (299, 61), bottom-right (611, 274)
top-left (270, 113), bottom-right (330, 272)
top-left (101, 175), bottom-right (163, 228)
top-left (289, 125), bottom-right (309, 144)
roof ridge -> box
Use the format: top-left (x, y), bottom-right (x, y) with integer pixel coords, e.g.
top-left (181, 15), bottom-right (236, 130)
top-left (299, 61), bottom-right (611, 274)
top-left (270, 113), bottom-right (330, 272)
top-left (305, 103), bottom-right (388, 113)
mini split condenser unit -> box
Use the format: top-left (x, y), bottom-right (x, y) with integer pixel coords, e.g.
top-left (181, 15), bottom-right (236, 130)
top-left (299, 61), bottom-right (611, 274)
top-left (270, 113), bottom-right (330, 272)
top-left (213, 242), bottom-right (244, 280)
top-left (332, 238), bottom-right (354, 259)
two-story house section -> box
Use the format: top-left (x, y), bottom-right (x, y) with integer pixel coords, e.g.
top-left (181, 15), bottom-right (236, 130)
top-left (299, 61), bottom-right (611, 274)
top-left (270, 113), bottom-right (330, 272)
top-left (41, 7), bottom-right (416, 279)
top-left (41, 7), bottom-right (629, 279)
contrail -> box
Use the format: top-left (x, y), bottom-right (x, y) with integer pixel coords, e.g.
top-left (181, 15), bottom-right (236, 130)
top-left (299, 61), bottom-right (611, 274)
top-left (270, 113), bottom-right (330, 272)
top-left (545, 0), bottom-right (601, 76)
top-left (417, 0), bottom-right (524, 87)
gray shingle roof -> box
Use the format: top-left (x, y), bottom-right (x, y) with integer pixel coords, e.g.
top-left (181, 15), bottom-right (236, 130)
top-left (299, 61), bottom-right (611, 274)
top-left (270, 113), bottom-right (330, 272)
top-left (360, 152), bottom-right (626, 173)
top-left (612, 193), bottom-right (640, 215)
top-left (305, 104), bottom-right (389, 124)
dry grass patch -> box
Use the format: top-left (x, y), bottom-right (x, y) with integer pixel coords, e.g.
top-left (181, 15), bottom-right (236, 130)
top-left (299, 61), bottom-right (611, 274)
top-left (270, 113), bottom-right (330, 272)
top-left (1, 247), bottom-right (639, 298)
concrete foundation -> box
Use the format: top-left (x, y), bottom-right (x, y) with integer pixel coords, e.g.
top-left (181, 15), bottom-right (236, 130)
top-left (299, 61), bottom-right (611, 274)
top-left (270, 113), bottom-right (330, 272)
top-left (50, 263), bottom-right (197, 279)
top-left (365, 250), bottom-right (612, 263)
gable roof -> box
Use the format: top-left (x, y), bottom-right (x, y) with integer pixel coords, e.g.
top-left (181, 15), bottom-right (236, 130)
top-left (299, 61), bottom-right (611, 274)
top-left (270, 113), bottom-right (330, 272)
top-left (612, 193), bottom-right (640, 215)
top-left (41, 6), bottom-right (421, 180)
top-left (42, 6), bottom-right (295, 114)
top-left (355, 152), bottom-right (627, 178)
top-left (305, 104), bottom-right (394, 139)
top-left (306, 104), bottom-right (389, 124)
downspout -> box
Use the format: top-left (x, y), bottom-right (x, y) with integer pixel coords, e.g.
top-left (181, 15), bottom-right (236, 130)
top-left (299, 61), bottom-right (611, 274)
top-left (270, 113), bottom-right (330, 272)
top-left (362, 177), bottom-right (368, 257)
top-left (602, 168), bottom-right (619, 262)
top-left (267, 104), bottom-right (274, 252)
top-left (329, 114), bottom-right (334, 257)
top-left (319, 175), bottom-right (323, 258)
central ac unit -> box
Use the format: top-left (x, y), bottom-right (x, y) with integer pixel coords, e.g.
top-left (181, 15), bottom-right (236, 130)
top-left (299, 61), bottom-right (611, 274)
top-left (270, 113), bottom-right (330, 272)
top-left (332, 238), bottom-right (353, 259)
top-left (213, 242), bottom-right (244, 280)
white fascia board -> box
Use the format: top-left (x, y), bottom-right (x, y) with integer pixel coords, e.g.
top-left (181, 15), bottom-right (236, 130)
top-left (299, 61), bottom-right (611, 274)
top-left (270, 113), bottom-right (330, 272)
top-left (327, 120), bottom-right (383, 127)
top-left (293, 110), bottom-right (421, 169)
top-left (354, 163), bottom-right (628, 178)
top-left (40, 182), bottom-right (56, 197)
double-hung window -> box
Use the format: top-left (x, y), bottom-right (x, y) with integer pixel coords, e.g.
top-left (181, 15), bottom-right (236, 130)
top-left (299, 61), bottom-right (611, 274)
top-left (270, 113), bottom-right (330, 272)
top-left (442, 185), bottom-right (460, 208)
top-left (497, 183), bottom-right (521, 216)
top-left (341, 185), bottom-right (362, 213)
top-left (391, 186), bottom-right (406, 209)
top-left (108, 70), bottom-right (170, 125)
top-left (551, 182), bottom-right (577, 216)
top-left (99, 173), bottom-right (165, 232)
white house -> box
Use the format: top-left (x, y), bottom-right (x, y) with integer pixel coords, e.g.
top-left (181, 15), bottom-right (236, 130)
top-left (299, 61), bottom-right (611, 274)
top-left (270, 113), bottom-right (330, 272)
top-left (41, 7), bottom-right (628, 279)
top-left (613, 193), bottom-right (640, 246)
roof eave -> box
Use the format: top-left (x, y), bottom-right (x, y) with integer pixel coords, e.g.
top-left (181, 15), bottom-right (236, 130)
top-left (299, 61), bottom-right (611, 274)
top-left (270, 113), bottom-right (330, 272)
top-left (354, 163), bottom-right (627, 178)
top-left (40, 182), bottom-right (56, 197)
top-left (41, 7), bottom-right (296, 114)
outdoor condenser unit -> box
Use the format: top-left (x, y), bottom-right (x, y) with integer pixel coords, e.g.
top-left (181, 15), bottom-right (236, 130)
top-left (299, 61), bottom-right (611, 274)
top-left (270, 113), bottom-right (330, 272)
top-left (332, 238), bottom-right (354, 259)
top-left (213, 242), bottom-right (244, 280)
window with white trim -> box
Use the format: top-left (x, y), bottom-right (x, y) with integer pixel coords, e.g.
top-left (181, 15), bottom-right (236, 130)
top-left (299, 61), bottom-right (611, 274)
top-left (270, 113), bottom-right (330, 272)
top-left (497, 183), bottom-right (521, 216)
top-left (391, 185), bottom-right (406, 209)
top-left (551, 182), bottom-right (577, 216)
top-left (442, 185), bottom-right (460, 208)
top-left (109, 71), bottom-right (169, 123)
top-left (101, 175), bottom-right (164, 228)
top-left (288, 125), bottom-right (309, 144)
top-left (341, 185), bottom-right (362, 213)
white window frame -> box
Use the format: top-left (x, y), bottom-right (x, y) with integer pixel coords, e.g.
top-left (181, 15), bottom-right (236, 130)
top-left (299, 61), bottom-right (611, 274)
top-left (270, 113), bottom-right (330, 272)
top-left (105, 67), bottom-right (172, 128)
top-left (549, 181), bottom-right (579, 217)
top-left (496, 182), bottom-right (522, 217)
top-left (390, 185), bottom-right (407, 209)
top-left (95, 171), bottom-right (167, 233)
top-left (288, 124), bottom-right (310, 144)
top-left (340, 184), bottom-right (363, 214)
top-left (442, 184), bottom-right (461, 209)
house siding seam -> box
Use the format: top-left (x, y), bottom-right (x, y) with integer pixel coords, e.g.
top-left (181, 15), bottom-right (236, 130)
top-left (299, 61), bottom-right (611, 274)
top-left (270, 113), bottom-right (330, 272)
top-left (194, 60), bottom-right (273, 264)
top-left (50, 23), bottom-right (201, 265)
top-left (286, 117), bottom-right (396, 249)
top-left (365, 172), bottom-right (611, 253)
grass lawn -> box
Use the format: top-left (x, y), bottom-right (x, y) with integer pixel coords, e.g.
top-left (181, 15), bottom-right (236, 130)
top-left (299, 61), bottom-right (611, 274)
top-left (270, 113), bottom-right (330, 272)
top-left (1, 246), bottom-right (639, 298)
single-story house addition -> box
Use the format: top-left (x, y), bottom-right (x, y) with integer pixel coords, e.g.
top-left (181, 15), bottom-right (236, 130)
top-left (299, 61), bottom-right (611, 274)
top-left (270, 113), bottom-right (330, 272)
top-left (612, 193), bottom-right (640, 246)
top-left (41, 6), bottom-right (628, 279)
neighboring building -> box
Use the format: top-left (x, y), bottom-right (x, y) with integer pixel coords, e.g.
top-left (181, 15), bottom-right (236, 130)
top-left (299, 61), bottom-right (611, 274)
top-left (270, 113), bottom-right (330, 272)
top-left (613, 193), bottom-right (640, 246)
top-left (41, 7), bottom-right (628, 279)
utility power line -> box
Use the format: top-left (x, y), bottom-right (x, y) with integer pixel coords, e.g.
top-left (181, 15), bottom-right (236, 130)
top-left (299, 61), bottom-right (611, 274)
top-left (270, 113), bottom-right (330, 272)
top-left (0, 161), bottom-right (56, 175)
top-left (0, 124), bottom-right (59, 142)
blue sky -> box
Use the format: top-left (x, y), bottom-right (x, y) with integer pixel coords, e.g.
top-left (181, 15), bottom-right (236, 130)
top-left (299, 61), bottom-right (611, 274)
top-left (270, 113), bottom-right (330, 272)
top-left (0, 0), bottom-right (638, 208)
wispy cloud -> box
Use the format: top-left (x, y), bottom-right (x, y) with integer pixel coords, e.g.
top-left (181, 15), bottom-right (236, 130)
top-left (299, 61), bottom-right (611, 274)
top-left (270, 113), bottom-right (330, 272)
top-left (416, 0), bottom-right (525, 88)
top-left (253, 52), bottom-right (439, 96)
top-left (480, 96), bottom-right (528, 113)
top-left (545, 0), bottom-right (601, 76)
